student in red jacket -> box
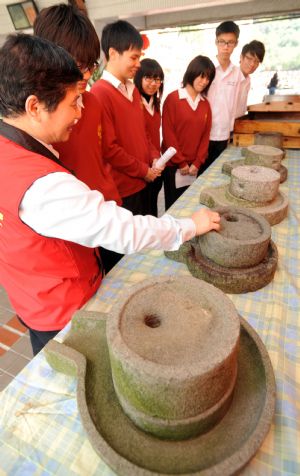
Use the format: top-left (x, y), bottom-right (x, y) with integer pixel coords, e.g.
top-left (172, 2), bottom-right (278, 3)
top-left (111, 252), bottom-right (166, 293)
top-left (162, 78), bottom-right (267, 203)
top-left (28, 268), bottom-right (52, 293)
top-left (134, 58), bottom-right (164, 216)
top-left (34, 5), bottom-right (121, 207)
top-left (34, 4), bottom-right (123, 273)
top-left (0, 34), bottom-right (221, 354)
top-left (162, 56), bottom-right (215, 210)
top-left (91, 20), bottom-right (161, 217)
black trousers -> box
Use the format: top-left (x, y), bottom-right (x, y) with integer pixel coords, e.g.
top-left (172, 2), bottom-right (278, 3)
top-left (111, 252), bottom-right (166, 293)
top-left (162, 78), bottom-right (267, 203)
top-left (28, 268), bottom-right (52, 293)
top-left (201, 140), bottom-right (228, 173)
top-left (122, 186), bottom-right (151, 215)
top-left (162, 166), bottom-right (188, 211)
top-left (147, 176), bottom-right (163, 217)
top-left (17, 316), bottom-right (60, 356)
top-left (100, 185), bottom-right (155, 274)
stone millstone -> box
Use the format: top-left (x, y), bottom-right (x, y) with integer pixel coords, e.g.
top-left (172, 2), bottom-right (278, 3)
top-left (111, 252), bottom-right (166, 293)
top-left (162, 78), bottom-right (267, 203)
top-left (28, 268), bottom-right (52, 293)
top-left (165, 240), bottom-right (278, 294)
top-left (244, 144), bottom-right (284, 171)
top-left (254, 132), bottom-right (284, 150)
top-left (200, 184), bottom-right (288, 226)
top-left (222, 159), bottom-right (288, 183)
top-left (44, 312), bottom-right (276, 476)
top-left (197, 207), bottom-right (271, 268)
top-left (106, 276), bottom-right (240, 440)
top-left (229, 165), bottom-right (280, 203)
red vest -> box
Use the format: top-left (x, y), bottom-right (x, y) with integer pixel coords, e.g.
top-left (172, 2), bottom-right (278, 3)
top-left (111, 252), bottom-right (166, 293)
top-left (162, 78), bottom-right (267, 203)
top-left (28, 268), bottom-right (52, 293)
top-left (0, 135), bottom-right (102, 331)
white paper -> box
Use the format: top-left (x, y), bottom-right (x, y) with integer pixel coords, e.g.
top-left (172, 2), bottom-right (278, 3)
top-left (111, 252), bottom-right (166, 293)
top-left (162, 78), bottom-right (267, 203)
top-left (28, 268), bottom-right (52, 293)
top-left (175, 170), bottom-right (197, 189)
top-left (155, 147), bottom-right (177, 168)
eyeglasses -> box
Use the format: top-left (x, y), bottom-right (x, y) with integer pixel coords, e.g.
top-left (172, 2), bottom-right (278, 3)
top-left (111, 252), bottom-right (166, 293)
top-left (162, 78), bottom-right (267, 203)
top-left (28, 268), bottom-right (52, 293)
top-left (77, 61), bottom-right (99, 74)
top-left (143, 76), bottom-right (163, 85)
top-left (244, 54), bottom-right (260, 66)
top-left (217, 40), bottom-right (237, 47)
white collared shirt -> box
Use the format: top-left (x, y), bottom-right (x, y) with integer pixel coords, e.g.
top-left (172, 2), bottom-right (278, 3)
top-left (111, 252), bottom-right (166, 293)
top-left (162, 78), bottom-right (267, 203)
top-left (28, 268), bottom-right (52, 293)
top-left (141, 96), bottom-right (155, 116)
top-left (235, 73), bottom-right (251, 119)
top-left (102, 70), bottom-right (135, 102)
top-left (19, 171), bottom-right (196, 254)
top-left (178, 87), bottom-right (204, 111)
top-left (207, 59), bottom-right (243, 140)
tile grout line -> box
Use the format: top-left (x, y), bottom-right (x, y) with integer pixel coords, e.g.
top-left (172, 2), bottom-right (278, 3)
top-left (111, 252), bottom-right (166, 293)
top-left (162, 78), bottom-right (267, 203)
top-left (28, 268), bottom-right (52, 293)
top-left (2, 324), bottom-right (27, 337)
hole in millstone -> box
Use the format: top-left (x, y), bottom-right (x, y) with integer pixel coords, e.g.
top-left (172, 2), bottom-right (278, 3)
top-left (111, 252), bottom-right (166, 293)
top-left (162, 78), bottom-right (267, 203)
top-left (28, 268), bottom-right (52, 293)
top-left (250, 167), bottom-right (258, 173)
top-left (223, 213), bottom-right (238, 222)
top-left (144, 314), bottom-right (161, 328)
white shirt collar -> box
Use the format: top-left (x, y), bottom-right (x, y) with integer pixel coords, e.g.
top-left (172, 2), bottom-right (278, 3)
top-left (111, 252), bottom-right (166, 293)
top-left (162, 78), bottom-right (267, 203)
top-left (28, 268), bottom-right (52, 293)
top-left (178, 87), bottom-right (204, 111)
top-left (214, 57), bottom-right (235, 75)
top-left (141, 95), bottom-right (155, 116)
top-left (102, 70), bottom-right (135, 101)
top-left (33, 137), bottom-right (60, 159)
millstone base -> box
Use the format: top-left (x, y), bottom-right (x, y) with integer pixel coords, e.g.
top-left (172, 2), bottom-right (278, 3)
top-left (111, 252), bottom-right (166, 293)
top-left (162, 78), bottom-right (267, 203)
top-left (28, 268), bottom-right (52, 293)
top-left (200, 184), bottom-right (288, 225)
top-left (45, 313), bottom-right (276, 476)
top-left (222, 159), bottom-right (288, 183)
top-left (165, 240), bottom-right (278, 294)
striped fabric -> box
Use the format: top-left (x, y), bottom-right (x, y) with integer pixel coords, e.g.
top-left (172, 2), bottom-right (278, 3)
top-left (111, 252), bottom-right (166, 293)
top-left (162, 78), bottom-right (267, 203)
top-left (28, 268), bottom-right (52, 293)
top-left (0, 146), bottom-right (299, 475)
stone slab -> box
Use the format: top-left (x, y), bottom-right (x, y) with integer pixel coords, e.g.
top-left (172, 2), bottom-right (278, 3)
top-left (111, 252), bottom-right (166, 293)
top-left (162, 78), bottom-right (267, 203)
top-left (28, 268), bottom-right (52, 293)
top-left (45, 312), bottom-right (276, 476)
top-left (200, 184), bottom-right (288, 226)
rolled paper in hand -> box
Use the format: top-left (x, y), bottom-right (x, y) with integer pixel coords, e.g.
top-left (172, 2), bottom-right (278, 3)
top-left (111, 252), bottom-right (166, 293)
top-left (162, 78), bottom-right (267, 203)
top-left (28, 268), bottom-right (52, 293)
top-left (155, 146), bottom-right (177, 168)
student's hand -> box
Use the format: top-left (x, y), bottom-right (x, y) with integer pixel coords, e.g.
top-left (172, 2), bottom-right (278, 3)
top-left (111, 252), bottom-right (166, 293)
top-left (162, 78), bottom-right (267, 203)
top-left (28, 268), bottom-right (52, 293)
top-left (152, 159), bottom-right (164, 173)
top-left (191, 208), bottom-right (221, 235)
top-left (179, 165), bottom-right (190, 175)
top-left (189, 164), bottom-right (198, 176)
top-left (145, 167), bottom-right (160, 182)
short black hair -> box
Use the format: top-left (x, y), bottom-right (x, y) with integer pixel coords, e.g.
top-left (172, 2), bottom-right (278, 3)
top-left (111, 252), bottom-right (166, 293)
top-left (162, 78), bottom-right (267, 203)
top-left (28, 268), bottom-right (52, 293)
top-left (182, 56), bottom-right (215, 96)
top-left (34, 4), bottom-right (100, 67)
top-left (0, 34), bottom-right (82, 118)
top-left (101, 20), bottom-right (143, 60)
top-left (216, 21), bottom-right (240, 40)
top-left (134, 58), bottom-right (164, 112)
top-left (241, 40), bottom-right (265, 63)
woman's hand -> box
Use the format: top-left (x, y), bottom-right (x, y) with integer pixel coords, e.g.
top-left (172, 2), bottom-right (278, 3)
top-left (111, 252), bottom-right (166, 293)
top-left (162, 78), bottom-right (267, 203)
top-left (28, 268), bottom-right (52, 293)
top-left (191, 208), bottom-right (221, 235)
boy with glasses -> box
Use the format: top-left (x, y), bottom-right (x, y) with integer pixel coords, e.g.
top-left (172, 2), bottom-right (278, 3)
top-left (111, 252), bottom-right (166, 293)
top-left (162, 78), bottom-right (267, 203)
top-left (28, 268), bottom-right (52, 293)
top-left (91, 20), bottom-right (161, 217)
top-left (236, 40), bottom-right (265, 118)
top-left (34, 4), bottom-right (122, 209)
top-left (205, 20), bottom-right (241, 169)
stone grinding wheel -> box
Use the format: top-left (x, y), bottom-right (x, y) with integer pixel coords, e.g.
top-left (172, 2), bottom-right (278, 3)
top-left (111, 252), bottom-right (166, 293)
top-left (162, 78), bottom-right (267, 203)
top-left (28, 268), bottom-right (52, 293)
top-left (45, 309), bottom-right (276, 476)
top-left (244, 144), bottom-right (284, 171)
top-left (229, 165), bottom-right (280, 203)
top-left (197, 206), bottom-right (271, 268)
top-left (222, 159), bottom-right (288, 183)
top-left (106, 276), bottom-right (240, 440)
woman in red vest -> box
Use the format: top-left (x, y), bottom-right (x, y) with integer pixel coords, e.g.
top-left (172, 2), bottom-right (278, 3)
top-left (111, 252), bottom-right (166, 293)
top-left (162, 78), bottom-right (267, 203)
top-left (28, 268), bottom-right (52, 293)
top-left (134, 58), bottom-right (164, 217)
top-left (0, 35), bottom-right (220, 355)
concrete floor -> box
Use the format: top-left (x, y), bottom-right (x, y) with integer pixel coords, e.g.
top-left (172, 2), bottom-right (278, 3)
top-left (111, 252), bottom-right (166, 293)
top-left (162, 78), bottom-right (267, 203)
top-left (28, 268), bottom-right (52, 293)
top-left (0, 188), bottom-right (166, 391)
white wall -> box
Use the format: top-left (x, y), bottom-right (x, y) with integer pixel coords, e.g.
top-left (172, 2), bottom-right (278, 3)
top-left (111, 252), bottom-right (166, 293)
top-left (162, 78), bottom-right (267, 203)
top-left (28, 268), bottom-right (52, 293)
top-left (0, 0), bottom-right (299, 37)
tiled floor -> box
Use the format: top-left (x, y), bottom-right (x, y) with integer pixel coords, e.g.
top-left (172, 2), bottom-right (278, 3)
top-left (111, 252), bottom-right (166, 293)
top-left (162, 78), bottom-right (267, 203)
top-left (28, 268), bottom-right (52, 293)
top-left (0, 188), bottom-right (166, 392)
top-left (0, 287), bottom-right (33, 391)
